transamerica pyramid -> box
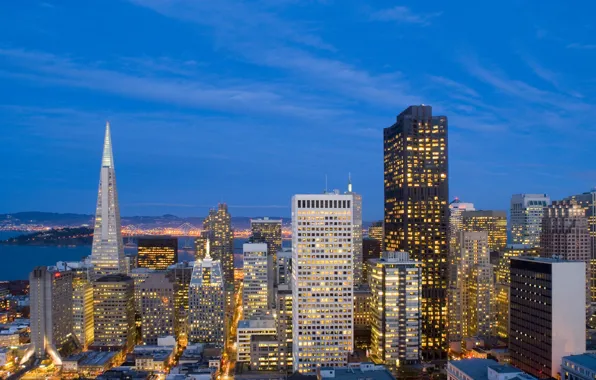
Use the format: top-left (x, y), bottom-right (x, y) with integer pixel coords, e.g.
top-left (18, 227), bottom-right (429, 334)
top-left (91, 122), bottom-right (126, 278)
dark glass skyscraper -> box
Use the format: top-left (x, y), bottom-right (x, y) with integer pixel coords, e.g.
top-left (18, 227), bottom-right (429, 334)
top-left (383, 105), bottom-right (448, 360)
top-left (137, 236), bottom-right (178, 270)
top-left (203, 203), bottom-right (234, 285)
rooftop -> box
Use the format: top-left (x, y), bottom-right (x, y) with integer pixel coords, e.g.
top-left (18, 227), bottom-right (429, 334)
top-left (563, 353), bottom-right (596, 370)
top-left (488, 364), bottom-right (523, 374)
top-left (449, 359), bottom-right (500, 380)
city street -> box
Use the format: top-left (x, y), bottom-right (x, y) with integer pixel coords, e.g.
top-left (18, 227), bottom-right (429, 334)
top-left (221, 283), bottom-right (243, 379)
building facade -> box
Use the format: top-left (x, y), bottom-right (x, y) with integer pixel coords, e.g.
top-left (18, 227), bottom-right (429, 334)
top-left (510, 194), bottom-right (551, 247)
top-left (243, 243), bottom-right (273, 319)
top-left (250, 218), bottom-right (282, 267)
top-left (139, 272), bottom-right (175, 345)
top-left (292, 193), bottom-right (354, 373)
top-left (91, 122), bottom-right (126, 278)
top-left (369, 252), bottom-right (421, 367)
top-left (561, 354), bottom-right (596, 380)
top-left (237, 318), bottom-right (277, 363)
top-left (346, 177), bottom-right (364, 286)
top-left (276, 285), bottom-right (293, 372)
top-left (354, 284), bottom-right (371, 350)
top-left (203, 203), bottom-right (234, 285)
top-left (509, 257), bottom-right (585, 378)
top-left (384, 105), bottom-right (449, 360)
top-left (93, 274), bottom-right (135, 351)
top-left (166, 261), bottom-right (193, 344)
top-left (368, 221), bottom-right (384, 248)
top-left (137, 237), bottom-right (178, 270)
top-left (461, 210), bottom-right (507, 252)
top-left (276, 248), bottom-right (292, 287)
top-left (72, 270), bottom-right (94, 350)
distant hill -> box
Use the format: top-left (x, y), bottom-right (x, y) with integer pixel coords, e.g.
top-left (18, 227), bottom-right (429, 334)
top-left (0, 226), bottom-right (93, 246)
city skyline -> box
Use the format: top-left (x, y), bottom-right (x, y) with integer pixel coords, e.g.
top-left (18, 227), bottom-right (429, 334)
top-left (2, 1), bottom-right (596, 220)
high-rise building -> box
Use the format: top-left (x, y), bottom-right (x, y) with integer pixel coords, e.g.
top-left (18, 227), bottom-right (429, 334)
top-left (276, 248), bottom-right (292, 287)
top-left (292, 193), bottom-right (354, 373)
top-left (29, 266), bottom-right (74, 364)
top-left (92, 274), bottom-right (136, 351)
top-left (494, 244), bottom-right (538, 339)
top-left (450, 231), bottom-right (492, 346)
top-left (250, 217), bottom-right (282, 266)
top-left (193, 234), bottom-right (209, 261)
top-left (368, 221), bottom-right (384, 248)
top-left (509, 257), bottom-right (585, 379)
top-left (449, 199), bottom-right (476, 248)
top-left (383, 105), bottom-right (448, 360)
top-left (137, 237), bottom-right (178, 270)
top-left (354, 284), bottom-right (372, 350)
top-left (363, 238), bottom-right (382, 284)
top-left (369, 252), bottom-right (421, 367)
top-left (166, 261), bottom-right (193, 345)
top-left (188, 246), bottom-right (225, 347)
top-left (203, 203), bottom-right (234, 285)
top-left (72, 270), bottom-right (94, 350)
top-left (563, 189), bottom-right (596, 304)
top-left (541, 200), bottom-right (591, 308)
top-left (139, 272), bottom-right (175, 345)
top-left (130, 267), bottom-right (154, 316)
top-left (91, 122), bottom-right (126, 278)
top-left (462, 210), bottom-right (507, 252)
top-left (276, 285), bottom-right (293, 373)
top-left (510, 194), bottom-right (551, 247)
top-left (243, 243), bottom-right (273, 319)
top-left (346, 176), bottom-right (364, 286)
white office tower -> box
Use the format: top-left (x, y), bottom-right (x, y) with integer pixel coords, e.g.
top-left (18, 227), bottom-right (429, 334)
top-left (346, 175), bottom-right (363, 286)
top-left (369, 252), bottom-right (421, 366)
top-left (243, 243), bottom-right (274, 319)
top-left (510, 194), bottom-right (551, 247)
top-left (29, 266), bottom-right (74, 365)
top-left (292, 192), bottom-right (354, 373)
top-left (188, 242), bottom-right (225, 347)
top-left (449, 199), bottom-right (476, 241)
top-left (91, 122), bottom-right (126, 278)
top-left (509, 257), bottom-right (585, 378)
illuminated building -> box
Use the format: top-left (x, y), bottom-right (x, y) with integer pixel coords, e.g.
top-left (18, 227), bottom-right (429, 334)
top-left (494, 244), bottom-right (538, 339)
top-left (563, 189), bottom-right (596, 304)
top-left (137, 236), bottom-right (178, 270)
top-left (92, 274), bottom-right (136, 351)
top-left (138, 272), bottom-right (175, 345)
top-left (541, 200), bottom-right (591, 308)
top-left (167, 261), bottom-right (193, 344)
top-left (450, 231), bottom-right (492, 350)
top-left (369, 252), bottom-right (421, 366)
top-left (250, 217), bottom-right (282, 269)
top-left (462, 210), bottom-right (507, 252)
top-left (509, 257), bottom-right (585, 379)
top-left (193, 235), bottom-right (208, 261)
top-left (368, 221), bottom-right (384, 248)
top-left (250, 335), bottom-right (279, 371)
top-left (383, 105), bottom-right (448, 360)
top-left (72, 270), bottom-right (94, 350)
top-left (276, 248), bottom-right (292, 286)
top-left (354, 284), bottom-right (371, 350)
top-left (363, 238), bottom-right (382, 283)
top-left (292, 192), bottom-right (354, 373)
top-left (275, 285), bottom-right (293, 372)
top-left (188, 243), bottom-right (225, 347)
top-left (243, 243), bottom-right (274, 319)
top-left (130, 267), bottom-right (154, 316)
top-left (203, 203), bottom-right (234, 285)
top-left (448, 199), bottom-right (475, 249)
top-left (91, 122), bottom-right (126, 278)
top-left (510, 194), bottom-right (551, 247)
top-left (237, 317), bottom-right (276, 363)
top-left (29, 266), bottom-right (74, 364)
top-left (346, 175), bottom-right (364, 286)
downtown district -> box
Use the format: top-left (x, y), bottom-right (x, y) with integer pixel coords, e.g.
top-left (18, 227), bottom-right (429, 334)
top-left (1, 105), bottom-right (594, 380)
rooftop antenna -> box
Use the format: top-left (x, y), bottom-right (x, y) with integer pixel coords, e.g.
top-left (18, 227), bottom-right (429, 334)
top-left (348, 172), bottom-right (353, 193)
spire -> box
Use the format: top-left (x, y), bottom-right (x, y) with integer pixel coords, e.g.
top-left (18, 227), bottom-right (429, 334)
top-left (348, 172), bottom-right (353, 193)
top-left (101, 121), bottom-right (114, 168)
top-left (205, 239), bottom-right (211, 259)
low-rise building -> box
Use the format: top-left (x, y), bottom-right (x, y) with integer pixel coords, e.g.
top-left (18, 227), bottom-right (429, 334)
top-left (447, 359), bottom-right (536, 380)
top-left (237, 318), bottom-right (276, 363)
top-left (317, 363), bottom-right (396, 380)
top-left (561, 353), bottom-right (596, 380)
top-left (62, 351), bottom-right (119, 377)
top-left (249, 335), bottom-right (279, 371)
top-left (132, 345), bottom-right (175, 372)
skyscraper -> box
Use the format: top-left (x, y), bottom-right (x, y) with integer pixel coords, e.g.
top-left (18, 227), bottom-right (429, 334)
top-left (275, 285), bottom-right (293, 372)
top-left (139, 272), bottom-right (175, 345)
top-left (383, 105), bottom-right (448, 360)
top-left (509, 257), bottom-right (585, 379)
top-left (193, 234), bottom-right (209, 261)
top-left (462, 210), bottom-right (507, 252)
top-left (369, 252), bottom-right (421, 367)
top-left (449, 199), bottom-right (476, 247)
top-left (541, 200), bottom-right (591, 307)
top-left (29, 266), bottom-right (74, 364)
top-left (510, 194), bottom-right (551, 247)
top-left (243, 243), bottom-right (273, 319)
top-left (92, 274), bottom-right (136, 351)
top-left (346, 175), bottom-right (364, 286)
top-left (250, 217), bottom-right (282, 261)
top-left (276, 248), bottom-right (292, 287)
top-left (167, 261), bottom-right (193, 345)
top-left (188, 244), bottom-right (225, 347)
top-left (368, 221), bottom-right (384, 248)
top-left (137, 236), bottom-right (178, 270)
top-left (203, 203), bottom-right (234, 285)
top-left (72, 270), bottom-right (94, 350)
top-left (292, 193), bottom-right (354, 373)
top-left (91, 122), bottom-right (126, 278)
top-left (363, 238), bottom-right (382, 283)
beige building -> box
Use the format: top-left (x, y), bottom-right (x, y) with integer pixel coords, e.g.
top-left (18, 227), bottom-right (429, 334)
top-left (92, 274), bottom-right (135, 350)
top-left (139, 272), bottom-right (175, 345)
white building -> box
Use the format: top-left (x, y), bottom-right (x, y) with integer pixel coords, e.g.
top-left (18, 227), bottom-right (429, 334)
top-left (510, 194), bottom-right (551, 247)
top-left (276, 248), bottom-right (292, 287)
top-left (509, 257), bottom-right (585, 378)
top-left (237, 318), bottom-right (277, 363)
top-left (346, 176), bottom-right (363, 286)
top-left (292, 192), bottom-right (354, 373)
top-left (447, 359), bottom-right (536, 380)
top-left (243, 243), bottom-right (273, 319)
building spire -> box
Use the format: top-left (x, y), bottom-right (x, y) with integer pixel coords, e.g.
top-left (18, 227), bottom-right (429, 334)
top-left (205, 239), bottom-right (211, 260)
top-left (348, 172), bottom-right (352, 193)
top-left (101, 121), bottom-right (114, 168)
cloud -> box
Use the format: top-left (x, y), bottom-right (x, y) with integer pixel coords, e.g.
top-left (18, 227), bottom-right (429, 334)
top-left (567, 42), bottom-right (596, 50)
top-left (428, 76), bottom-right (480, 98)
top-left (371, 6), bottom-right (441, 26)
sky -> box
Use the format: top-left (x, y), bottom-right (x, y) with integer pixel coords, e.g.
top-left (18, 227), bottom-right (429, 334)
top-left (1, 0), bottom-right (596, 221)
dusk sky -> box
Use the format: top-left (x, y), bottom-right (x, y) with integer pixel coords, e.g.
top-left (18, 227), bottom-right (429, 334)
top-left (2, 1), bottom-right (596, 220)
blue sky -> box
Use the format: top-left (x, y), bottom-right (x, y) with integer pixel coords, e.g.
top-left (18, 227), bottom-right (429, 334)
top-left (1, 0), bottom-right (596, 220)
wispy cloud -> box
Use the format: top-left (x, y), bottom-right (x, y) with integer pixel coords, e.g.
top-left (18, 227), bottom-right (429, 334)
top-left (567, 42), bottom-right (596, 50)
top-left (428, 76), bottom-right (480, 98)
top-left (371, 6), bottom-right (441, 26)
